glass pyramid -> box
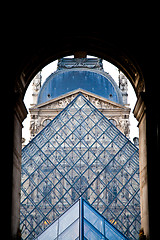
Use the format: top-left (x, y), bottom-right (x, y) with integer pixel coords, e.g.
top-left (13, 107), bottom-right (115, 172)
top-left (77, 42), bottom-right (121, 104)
top-left (21, 94), bottom-right (140, 240)
top-left (35, 197), bottom-right (128, 240)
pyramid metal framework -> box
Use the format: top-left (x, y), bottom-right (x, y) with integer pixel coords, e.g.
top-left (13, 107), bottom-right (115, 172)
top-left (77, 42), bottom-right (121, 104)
top-left (21, 94), bottom-right (140, 239)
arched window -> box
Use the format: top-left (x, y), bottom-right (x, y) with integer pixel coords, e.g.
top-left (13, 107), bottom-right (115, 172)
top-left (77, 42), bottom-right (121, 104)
top-left (42, 119), bottom-right (51, 127)
top-left (109, 119), bottom-right (117, 126)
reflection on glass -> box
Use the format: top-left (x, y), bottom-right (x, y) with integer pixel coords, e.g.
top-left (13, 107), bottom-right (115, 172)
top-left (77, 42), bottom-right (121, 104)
top-left (83, 199), bottom-right (127, 240)
top-left (84, 219), bottom-right (105, 240)
top-left (105, 221), bottom-right (126, 240)
top-left (58, 219), bottom-right (79, 240)
top-left (38, 220), bottom-right (58, 240)
top-left (59, 201), bottom-right (79, 234)
top-left (36, 200), bottom-right (79, 240)
top-left (84, 202), bottom-right (104, 234)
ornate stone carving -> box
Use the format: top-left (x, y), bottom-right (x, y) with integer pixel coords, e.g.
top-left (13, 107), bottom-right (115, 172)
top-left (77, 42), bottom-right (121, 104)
top-left (32, 72), bottom-right (42, 105)
top-left (57, 58), bottom-right (103, 70)
top-left (58, 97), bottom-right (73, 108)
top-left (120, 56), bottom-right (145, 95)
top-left (119, 118), bottom-right (130, 137)
top-left (48, 94), bottom-right (119, 110)
top-left (29, 90), bottom-right (130, 140)
top-left (30, 118), bottom-right (40, 138)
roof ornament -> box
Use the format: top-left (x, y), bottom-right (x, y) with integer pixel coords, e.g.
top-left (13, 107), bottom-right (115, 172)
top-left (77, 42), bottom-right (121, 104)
top-left (57, 57), bottom-right (103, 70)
top-left (119, 70), bottom-right (128, 105)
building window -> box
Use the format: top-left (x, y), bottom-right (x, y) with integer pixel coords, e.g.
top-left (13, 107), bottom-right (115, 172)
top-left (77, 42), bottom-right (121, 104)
top-left (109, 119), bottom-right (117, 126)
top-left (42, 119), bottom-right (51, 127)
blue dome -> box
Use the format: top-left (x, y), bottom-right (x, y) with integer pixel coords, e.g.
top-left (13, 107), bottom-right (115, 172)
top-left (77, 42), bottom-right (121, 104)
top-left (37, 68), bottom-right (123, 105)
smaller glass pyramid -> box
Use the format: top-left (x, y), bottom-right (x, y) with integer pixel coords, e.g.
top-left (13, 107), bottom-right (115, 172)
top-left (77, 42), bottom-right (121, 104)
top-left (35, 197), bottom-right (128, 240)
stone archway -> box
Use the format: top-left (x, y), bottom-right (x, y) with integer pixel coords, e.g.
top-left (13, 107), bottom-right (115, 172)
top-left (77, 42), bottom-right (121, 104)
top-left (12, 32), bottom-right (155, 240)
top-left (15, 33), bottom-right (145, 99)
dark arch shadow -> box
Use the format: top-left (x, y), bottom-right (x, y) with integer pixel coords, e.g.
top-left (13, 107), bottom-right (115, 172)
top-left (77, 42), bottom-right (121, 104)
top-left (15, 32), bottom-right (145, 99)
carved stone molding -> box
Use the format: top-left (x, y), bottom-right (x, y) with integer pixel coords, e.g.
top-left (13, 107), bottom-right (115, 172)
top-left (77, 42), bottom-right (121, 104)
top-left (36, 91), bottom-right (124, 111)
top-left (120, 56), bottom-right (145, 96)
top-left (14, 95), bottom-right (28, 125)
top-left (29, 90), bottom-right (130, 140)
top-left (133, 92), bottom-right (146, 125)
top-left (57, 58), bottom-right (103, 70)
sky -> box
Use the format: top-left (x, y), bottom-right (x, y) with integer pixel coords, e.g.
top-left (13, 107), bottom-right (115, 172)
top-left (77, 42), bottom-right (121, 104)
top-left (22, 57), bottom-right (139, 144)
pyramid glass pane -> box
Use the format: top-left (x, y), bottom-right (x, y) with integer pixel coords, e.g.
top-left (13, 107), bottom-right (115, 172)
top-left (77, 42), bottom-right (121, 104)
top-left (21, 94), bottom-right (140, 239)
top-left (35, 200), bottom-right (79, 240)
top-left (35, 198), bottom-right (128, 240)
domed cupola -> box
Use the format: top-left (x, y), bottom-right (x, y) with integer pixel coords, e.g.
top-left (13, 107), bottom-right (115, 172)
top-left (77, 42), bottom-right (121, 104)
top-left (37, 57), bottom-right (123, 105)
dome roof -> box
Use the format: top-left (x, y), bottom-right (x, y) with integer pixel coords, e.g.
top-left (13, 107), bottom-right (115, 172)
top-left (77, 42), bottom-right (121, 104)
top-left (37, 59), bottom-right (123, 105)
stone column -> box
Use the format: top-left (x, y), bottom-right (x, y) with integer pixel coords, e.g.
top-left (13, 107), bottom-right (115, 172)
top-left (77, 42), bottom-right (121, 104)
top-left (133, 93), bottom-right (149, 239)
top-left (11, 96), bottom-right (27, 239)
